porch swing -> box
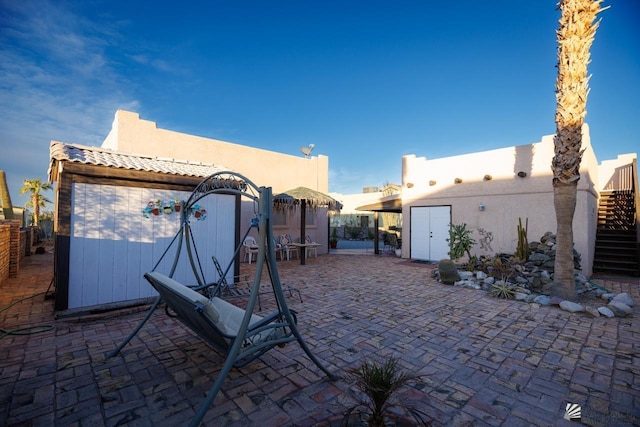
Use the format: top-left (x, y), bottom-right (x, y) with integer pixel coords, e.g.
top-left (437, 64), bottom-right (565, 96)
top-left (107, 171), bottom-right (336, 427)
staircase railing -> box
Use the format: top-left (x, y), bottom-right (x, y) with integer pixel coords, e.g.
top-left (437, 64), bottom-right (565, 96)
top-left (634, 158), bottom-right (640, 247)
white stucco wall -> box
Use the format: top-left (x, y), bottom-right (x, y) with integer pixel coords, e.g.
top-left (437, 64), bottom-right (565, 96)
top-left (401, 125), bottom-right (599, 275)
top-left (101, 110), bottom-right (332, 251)
top-left (598, 153), bottom-right (638, 191)
top-left (102, 110), bottom-right (329, 195)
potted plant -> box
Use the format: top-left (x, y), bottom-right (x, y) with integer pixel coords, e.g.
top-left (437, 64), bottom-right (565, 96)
top-left (342, 356), bottom-right (426, 426)
top-left (330, 228), bottom-right (339, 249)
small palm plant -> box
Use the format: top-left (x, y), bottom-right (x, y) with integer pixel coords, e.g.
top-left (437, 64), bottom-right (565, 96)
top-left (344, 356), bottom-right (426, 426)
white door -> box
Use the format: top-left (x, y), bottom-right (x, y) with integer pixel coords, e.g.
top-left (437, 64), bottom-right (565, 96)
top-left (410, 206), bottom-right (450, 261)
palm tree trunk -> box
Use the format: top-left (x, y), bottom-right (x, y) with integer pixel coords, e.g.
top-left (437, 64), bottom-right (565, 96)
top-left (32, 194), bottom-right (39, 227)
top-left (552, 0), bottom-right (605, 300)
top-left (553, 184), bottom-right (577, 300)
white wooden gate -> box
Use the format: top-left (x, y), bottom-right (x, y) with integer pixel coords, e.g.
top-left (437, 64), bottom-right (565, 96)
top-left (68, 183), bottom-right (236, 309)
top-left (410, 206), bottom-right (450, 261)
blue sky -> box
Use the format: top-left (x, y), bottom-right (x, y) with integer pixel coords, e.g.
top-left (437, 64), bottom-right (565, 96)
top-left (1, 0), bottom-right (638, 209)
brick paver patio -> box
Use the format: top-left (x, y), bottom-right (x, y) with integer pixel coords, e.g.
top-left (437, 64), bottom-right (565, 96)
top-left (1, 250), bottom-right (638, 426)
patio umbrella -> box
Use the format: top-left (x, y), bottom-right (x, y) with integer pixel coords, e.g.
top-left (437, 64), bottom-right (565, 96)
top-left (273, 187), bottom-right (342, 265)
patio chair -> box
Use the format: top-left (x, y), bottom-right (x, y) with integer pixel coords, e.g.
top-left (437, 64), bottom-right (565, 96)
top-left (305, 234), bottom-right (321, 258)
top-left (279, 234), bottom-right (299, 260)
top-left (384, 232), bottom-right (399, 254)
top-left (272, 237), bottom-right (286, 261)
top-left (243, 236), bottom-right (259, 264)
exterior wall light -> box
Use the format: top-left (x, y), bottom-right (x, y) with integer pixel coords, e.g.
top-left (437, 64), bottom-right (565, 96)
top-left (429, 180), bottom-right (437, 186)
top-left (454, 178), bottom-right (463, 184)
top-left (483, 174), bottom-right (492, 181)
top-left (406, 182), bottom-right (414, 188)
top-left (517, 171), bottom-right (527, 178)
top-left (479, 202), bottom-right (485, 211)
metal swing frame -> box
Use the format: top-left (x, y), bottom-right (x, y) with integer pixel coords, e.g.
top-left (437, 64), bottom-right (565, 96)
top-left (107, 171), bottom-right (336, 426)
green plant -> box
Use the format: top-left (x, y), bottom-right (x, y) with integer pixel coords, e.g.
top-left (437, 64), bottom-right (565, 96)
top-left (484, 256), bottom-right (516, 280)
top-left (330, 227), bottom-right (338, 242)
top-left (349, 227), bottom-right (361, 239)
top-left (20, 178), bottom-right (53, 227)
top-left (515, 218), bottom-right (529, 261)
top-left (489, 281), bottom-right (516, 299)
top-left (466, 254), bottom-right (478, 272)
top-left (344, 356), bottom-right (426, 426)
top-left (447, 223), bottom-right (476, 261)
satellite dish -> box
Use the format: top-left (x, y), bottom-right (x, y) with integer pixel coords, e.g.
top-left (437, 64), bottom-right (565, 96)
top-left (300, 143), bottom-right (315, 158)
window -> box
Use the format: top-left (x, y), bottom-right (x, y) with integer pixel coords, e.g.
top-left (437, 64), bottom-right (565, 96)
top-left (305, 207), bottom-right (315, 226)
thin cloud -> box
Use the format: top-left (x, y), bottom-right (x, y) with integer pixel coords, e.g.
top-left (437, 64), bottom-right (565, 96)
top-left (0, 0), bottom-right (141, 206)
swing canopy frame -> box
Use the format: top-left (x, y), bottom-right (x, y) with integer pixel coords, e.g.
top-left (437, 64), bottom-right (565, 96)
top-left (107, 171), bottom-right (336, 427)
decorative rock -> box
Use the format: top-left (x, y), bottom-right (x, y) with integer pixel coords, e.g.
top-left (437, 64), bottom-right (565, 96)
top-left (597, 307), bottom-right (615, 318)
top-left (612, 293), bottom-right (634, 307)
top-left (525, 294), bottom-right (538, 303)
top-left (438, 259), bottom-right (460, 285)
top-left (601, 293), bottom-right (616, 301)
top-left (514, 292), bottom-right (528, 301)
top-left (433, 245), bottom-right (624, 320)
top-left (529, 253), bottom-right (551, 264)
top-left (585, 306), bottom-right (600, 317)
top-left (540, 232), bottom-right (555, 245)
top-left (608, 302), bottom-right (633, 318)
top-left (533, 295), bottom-right (550, 305)
top-left (575, 273), bottom-right (588, 285)
top-left (549, 296), bottom-right (564, 306)
top-left (453, 280), bottom-right (482, 290)
top-left (559, 301), bottom-right (585, 313)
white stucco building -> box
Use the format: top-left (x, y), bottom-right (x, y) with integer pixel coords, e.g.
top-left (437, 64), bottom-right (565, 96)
top-left (398, 124), bottom-right (638, 276)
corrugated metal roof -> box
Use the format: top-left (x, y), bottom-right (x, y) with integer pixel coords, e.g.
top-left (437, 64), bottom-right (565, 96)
top-left (49, 141), bottom-right (230, 178)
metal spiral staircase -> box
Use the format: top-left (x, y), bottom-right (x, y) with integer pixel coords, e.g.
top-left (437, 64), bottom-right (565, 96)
top-left (593, 161), bottom-right (640, 276)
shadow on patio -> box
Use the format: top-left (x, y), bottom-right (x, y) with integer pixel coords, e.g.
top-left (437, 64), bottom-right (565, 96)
top-left (1, 249), bottom-right (639, 426)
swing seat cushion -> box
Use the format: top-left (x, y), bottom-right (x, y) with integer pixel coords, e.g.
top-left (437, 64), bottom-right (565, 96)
top-left (146, 272), bottom-right (266, 338)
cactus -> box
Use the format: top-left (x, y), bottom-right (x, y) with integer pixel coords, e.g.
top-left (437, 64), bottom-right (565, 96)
top-left (515, 218), bottom-right (529, 261)
top-left (489, 281), bottom-right (516, 299)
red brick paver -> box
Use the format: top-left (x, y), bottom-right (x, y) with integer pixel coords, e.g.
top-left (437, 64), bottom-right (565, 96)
top-left (1, 251), bottom-right (638, 426)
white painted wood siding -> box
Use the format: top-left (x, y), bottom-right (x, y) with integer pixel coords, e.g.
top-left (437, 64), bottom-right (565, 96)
top-left (68, 183), bottom-right (235, 309)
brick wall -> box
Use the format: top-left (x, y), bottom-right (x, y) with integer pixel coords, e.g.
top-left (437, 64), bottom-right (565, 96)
top-left (0, 220), bottom-right (24, 280)
top-left (0, 223), bottom-right (9, 283)
top-left (22, 227), bottom-right (31, 257)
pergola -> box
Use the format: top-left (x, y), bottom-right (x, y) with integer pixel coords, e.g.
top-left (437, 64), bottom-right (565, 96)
top-left (273, 186), bottom-right (342, 265)
top-left (355, 195), bottom-right (402, 255)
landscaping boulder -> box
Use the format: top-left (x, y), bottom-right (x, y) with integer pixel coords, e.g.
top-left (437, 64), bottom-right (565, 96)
top-left (559, 301), bottom-right (584, 313)
top-left (611, 293), bottom-right (634, 307)
top-left (608, 302), bottom-right (633, 318)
